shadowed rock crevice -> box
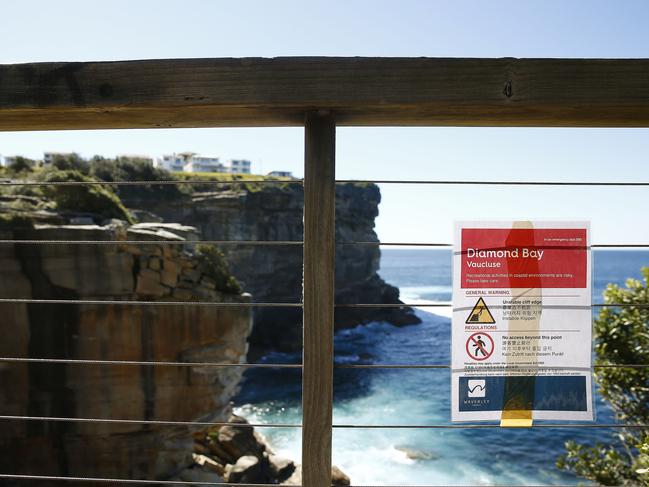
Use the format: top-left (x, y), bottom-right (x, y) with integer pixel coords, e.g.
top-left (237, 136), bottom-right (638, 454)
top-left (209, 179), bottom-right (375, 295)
top-left (15, 239), bottom-right (78, 476)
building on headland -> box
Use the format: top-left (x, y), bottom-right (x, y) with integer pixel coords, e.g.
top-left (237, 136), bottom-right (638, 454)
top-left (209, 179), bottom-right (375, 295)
top-left (228, 159), bottom-right (252, 174)
top-left (184, 155), bottom-right (225, 173)
top-left (154, 153), bottom-right (252, 174)
top-left (156, 153), bottom-right (185, 172)
top-left (267, 170), bottom-right (293, 178)
top-left (3, 150), bottom-right (251, 175)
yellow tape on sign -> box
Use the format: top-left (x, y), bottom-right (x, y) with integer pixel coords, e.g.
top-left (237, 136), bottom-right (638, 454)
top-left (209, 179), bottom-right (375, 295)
top-left (500, 409), bottom-right (533, 428)
top-left (499, 222), bottom-right (537, 429)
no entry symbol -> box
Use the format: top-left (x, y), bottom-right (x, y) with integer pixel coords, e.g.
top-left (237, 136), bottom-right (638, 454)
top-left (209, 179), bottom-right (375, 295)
top-left (465, 332), bottom-right (494, 361)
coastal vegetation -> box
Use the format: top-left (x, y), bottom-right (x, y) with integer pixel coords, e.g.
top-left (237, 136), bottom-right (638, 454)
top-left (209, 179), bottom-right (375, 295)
top-left (1, 166), bottom-right (133, 223)
top-left (2, 154), bottom-right (298, 199)
top-left (5, 156), bottom-right (37, 174)
top-left (40, 169), bottom-right (134, 223)
top-left (195, 244), bottom-right (243, 295)
top-left (557, 267), bottom-right (649, 486)
top-left (0, 154), bottom-right (294, 219)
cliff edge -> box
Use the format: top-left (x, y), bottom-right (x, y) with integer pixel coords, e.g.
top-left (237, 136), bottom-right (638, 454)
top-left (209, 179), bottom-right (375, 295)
top-left (0, 204), bottom-right (253, 480)
top-left (123, 179), bottom-right (421, 356)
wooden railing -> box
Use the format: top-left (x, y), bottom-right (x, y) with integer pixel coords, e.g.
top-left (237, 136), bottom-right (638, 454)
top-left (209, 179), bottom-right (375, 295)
top-left (1, 57), bottom-right (649, 487)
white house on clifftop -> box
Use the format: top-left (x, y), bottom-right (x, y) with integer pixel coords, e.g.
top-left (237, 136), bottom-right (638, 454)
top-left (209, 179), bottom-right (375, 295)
top-left (154, 152), bottom-right (251, 174)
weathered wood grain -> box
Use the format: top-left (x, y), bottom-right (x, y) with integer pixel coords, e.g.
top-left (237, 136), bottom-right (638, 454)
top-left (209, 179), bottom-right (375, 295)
top-left (1, 57), bottom-right (649, 129)
top-left (302, 112), bottom-right (335, 487)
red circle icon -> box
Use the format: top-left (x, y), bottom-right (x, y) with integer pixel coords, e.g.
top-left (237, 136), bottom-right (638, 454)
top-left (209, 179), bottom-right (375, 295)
top-left (465, 332), bottom-right (494, 361)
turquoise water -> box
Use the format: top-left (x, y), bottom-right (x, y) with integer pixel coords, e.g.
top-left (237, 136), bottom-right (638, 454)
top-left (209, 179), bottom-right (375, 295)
top-left (234, 249), bottom-right (649, 485)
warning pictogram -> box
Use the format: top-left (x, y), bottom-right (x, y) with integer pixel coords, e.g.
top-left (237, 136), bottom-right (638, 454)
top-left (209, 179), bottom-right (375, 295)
top-left (465, 332), bottom-right (494, 361)
top-left (465, 297), bottom-right (496, 324)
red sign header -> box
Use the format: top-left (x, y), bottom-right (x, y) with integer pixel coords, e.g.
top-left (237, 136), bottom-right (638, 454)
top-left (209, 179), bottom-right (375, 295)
top-left (461, 228), bottom-right (587, 289)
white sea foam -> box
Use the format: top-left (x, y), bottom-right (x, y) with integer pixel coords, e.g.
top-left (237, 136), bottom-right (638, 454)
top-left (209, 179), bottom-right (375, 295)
top-left (399, 285), bottom-right (452, 296)
top-left (236, 399), bottom-right (538, 485)
top-left (235, 341), bottom-right (544, 486)
top-left (398, 285), bottom-right (453, 318)
top-left (232, 249), bottom-right (637, 485)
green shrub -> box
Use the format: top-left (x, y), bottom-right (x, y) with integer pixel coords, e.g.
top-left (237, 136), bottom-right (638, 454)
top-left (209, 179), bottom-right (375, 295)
top-left (90, 156), bottom-right (185, 202)
top-left (173, 172), bottom-right (296, 194)
top-left (7, 156), bottom-right (35, 175)
top-left (637, 439), bottom-right (649, 484)
top-left (557, 267), bottom-right (649, 485)
top-left (50, 153), bottom-right (90, 174)
top-left (195, 244), bottom-right (242, 295)
top-left (39, 170), bottom-right (134, 223)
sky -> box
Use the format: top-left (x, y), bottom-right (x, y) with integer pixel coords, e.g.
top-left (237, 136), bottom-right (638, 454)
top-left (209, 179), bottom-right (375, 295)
top-left (1, 0), bottom-right (649, 245)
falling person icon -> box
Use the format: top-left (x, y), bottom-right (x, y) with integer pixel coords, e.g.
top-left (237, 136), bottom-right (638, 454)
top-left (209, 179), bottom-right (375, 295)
top-left (470, 308), bottom-right (484, 322)
top-left (465, 298), bottom-right (496, 324)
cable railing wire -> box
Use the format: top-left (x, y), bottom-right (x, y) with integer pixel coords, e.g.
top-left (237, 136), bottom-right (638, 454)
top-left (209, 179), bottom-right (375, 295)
top-left (0, 475), bottom-right (604, 487)
top-left (0, 473), bottom-right (287, 486)
top-left (3, 178), bottom-right (649, 187)
top-left (0, 179), bottom-right (302, 187)
top-left (0, 476), bottom-right (593, 487)
top-left (0, 239), bottom-right (303, 246)
top-left (335, 303), bottom-right (649, 308)
top-left (0, 357), bottom-right (644, 369)
top-left (0, 415), bottom-right (301, 428)
top-left (337, 179), bottom-right (649, 186)
top-left (0, 298), bottom-right (302, 307)
top-left (0, 357), bottom-right (302, 368)
top-left (0, 415), bottom-right (646, 430)
top-left (331, 423), bottom-right (649, 429)
top-left (1, 239), bottom-right (647, 248)
top-left (334, 363), bottom-right (649, 369)
top-left (0, 298), bottom-right (643, 308)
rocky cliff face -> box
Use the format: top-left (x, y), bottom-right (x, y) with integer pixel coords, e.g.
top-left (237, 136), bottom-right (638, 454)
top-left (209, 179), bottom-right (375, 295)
top-left (0, 215), bottom-right (253, 481)
top-left (124, 182), bottom-right (420, 355)
top-left (0, 175), bottom-right (405, 483)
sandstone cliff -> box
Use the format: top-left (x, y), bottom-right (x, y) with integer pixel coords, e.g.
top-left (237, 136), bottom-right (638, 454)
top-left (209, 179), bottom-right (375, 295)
top-left (0, 170), bottom-right (405, 484)
top-left (122, 181), bottom-right (420, 355)
top-left (0, 211), bottom-right (253, 481)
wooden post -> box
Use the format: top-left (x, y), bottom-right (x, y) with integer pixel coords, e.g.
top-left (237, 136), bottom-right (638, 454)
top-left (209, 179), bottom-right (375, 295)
top-left (302, 111), bottom-right (335, 487)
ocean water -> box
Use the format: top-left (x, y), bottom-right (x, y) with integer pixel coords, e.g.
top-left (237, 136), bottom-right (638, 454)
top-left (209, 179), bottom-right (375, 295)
top-left (234, 249), bottom-right (649, 486)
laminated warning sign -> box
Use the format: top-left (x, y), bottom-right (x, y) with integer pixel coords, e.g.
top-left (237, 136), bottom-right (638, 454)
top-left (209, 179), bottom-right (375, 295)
top-left (451, 221), bottom-right (593, 423)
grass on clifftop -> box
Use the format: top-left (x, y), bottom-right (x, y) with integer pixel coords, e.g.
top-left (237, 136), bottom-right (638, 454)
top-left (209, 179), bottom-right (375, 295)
top-left (172, 172), bottom-right (298, 193)
top-left (40, 170), bottom-right (135, 223)
top-left (0, 168), bottom-right (134, 223)
top-left (171, 172), bottom-right (376, 193)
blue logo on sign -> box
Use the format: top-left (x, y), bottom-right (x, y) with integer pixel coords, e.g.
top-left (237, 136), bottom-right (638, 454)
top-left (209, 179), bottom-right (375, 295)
top-left (459, 376), bottom-right (587, 412)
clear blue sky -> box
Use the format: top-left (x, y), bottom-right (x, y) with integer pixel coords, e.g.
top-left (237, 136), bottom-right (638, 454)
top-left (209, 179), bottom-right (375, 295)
top-left (1, 0), bottom-right (648, 244)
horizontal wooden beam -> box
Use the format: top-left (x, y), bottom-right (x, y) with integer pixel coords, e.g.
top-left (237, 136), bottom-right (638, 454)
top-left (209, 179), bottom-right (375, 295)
top-left (1, 57), bottom-right (649, 130)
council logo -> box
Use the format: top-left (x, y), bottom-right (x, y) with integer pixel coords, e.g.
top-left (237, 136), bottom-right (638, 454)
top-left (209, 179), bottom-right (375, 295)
top-left (467, 379), bottom-right (486, 398)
